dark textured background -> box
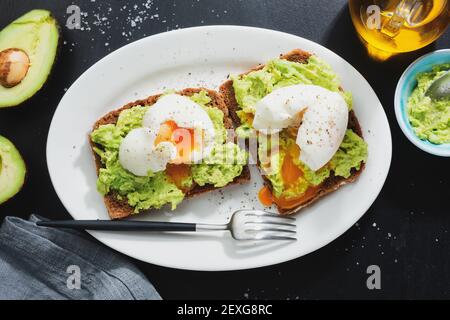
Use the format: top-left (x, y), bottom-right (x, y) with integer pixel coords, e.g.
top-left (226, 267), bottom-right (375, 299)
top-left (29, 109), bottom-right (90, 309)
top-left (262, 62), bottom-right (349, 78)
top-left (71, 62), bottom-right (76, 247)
top-left (0, 0), bottom-right (449, 299)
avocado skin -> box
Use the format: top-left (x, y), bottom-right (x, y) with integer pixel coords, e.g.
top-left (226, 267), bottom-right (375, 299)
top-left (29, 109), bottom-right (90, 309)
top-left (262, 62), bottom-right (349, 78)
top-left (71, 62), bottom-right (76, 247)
top-left (0, 135), bottom-right (26, 205)
top-left (0, 9), bottom-right (61, 108)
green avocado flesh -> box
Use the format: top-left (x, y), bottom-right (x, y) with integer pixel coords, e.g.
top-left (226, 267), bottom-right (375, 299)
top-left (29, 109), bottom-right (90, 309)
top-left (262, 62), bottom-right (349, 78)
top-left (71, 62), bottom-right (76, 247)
top-left (232, 56), bottom-right (368, 199)
top-left (91, 91), bottom-right (248, 213)
top-left (0, 136), bottom-right (26, 204)
top-left (407, 63), bottom-right (450, 144)
top-left (0, 10), bottom-right (59, 108)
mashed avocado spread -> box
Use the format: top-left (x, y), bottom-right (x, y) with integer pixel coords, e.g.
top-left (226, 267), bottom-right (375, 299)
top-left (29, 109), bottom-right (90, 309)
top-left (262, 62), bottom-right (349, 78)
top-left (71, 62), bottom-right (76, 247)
top-left (91, 91), bottom-right (247, 213)
top-left (407, 64), bottom-right (450, 144)
top-left (233, 56), bottom-right (367, 199)
top-left (232, 56), bottom-right (353, 137)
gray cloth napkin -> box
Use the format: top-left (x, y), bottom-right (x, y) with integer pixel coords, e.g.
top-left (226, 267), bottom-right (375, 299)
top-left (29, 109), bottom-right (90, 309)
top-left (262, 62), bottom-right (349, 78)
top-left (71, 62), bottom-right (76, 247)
top-left (0, 214), bottom-right (161, 300)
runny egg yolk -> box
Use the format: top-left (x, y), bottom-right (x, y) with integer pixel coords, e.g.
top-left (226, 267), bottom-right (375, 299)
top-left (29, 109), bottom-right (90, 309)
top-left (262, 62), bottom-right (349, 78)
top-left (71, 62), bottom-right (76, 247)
top-left (155, 120), bottom-right (199, 164)
top-left (258, 185), bottom-right (321, 210)
top-left (242, 112), bottom-right (255, 126)
top-left (166, 163), bottom-right (192, 192)
top-left (258, 186), bottom-right (274, 207)
top-left (281, 155), bottom-right (303, 186)
top-left (258, 142), bottom-right (320, 210)
top-left (155, 121), bottom-right (197, 192)
top-left (281, 142), bottom-right (303, 186)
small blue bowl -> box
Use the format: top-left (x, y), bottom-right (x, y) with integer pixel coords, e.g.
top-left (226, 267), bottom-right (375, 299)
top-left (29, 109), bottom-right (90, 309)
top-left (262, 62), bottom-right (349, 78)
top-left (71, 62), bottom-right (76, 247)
top-left (394, 49), bottom-right (450, 157)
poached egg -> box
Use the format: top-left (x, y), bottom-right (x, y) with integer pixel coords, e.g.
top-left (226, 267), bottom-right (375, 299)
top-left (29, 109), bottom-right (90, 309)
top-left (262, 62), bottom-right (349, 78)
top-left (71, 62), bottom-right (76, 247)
top-left (252, 84), bottom-right (349, 171)
top-left (119, 94), bottom-right (216, 176)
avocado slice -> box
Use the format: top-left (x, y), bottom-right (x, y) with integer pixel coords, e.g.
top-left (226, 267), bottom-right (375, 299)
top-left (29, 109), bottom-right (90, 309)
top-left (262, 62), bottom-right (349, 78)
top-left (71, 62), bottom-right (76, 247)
top-left (0, 135), bottom-right (26, 204)
top-left (0, 9), bottom-right (60, 108)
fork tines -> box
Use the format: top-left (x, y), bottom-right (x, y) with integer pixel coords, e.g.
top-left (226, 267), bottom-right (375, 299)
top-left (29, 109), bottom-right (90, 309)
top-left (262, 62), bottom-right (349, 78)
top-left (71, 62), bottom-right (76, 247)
top-left (244, 211), bottom-right (297, 241)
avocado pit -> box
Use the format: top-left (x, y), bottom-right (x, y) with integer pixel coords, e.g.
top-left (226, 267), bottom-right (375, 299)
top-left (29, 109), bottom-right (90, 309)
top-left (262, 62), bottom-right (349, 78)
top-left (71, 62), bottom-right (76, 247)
top-left (0, 48), bottom-right (30, 88)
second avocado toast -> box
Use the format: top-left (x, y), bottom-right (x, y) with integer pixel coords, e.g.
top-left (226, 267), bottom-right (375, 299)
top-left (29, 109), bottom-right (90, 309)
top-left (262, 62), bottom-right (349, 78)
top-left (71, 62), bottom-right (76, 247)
top-left (220, 49), bottom-right (368, 215)
top-left (90, 88), bottom-right (250, 219)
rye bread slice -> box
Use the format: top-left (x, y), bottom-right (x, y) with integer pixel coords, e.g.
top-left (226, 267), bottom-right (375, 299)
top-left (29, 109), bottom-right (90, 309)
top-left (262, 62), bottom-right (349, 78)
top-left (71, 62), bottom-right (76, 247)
top-left (219, 49), bottom-right (366, 215)
top-left (90, 88), bottom-right (250, 220)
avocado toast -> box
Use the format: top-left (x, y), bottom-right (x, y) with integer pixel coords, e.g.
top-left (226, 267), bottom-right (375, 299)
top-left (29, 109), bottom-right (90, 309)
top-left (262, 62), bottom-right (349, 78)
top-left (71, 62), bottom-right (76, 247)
top-left (220, 49), bottom-right (368, 215)
top-left (90, 88), bottom-right (250, 220)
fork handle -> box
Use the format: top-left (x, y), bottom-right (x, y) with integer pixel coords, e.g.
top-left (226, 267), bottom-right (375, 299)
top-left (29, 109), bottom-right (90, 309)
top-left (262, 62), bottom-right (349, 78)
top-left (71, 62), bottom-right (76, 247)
top-left (36, 220), bottom-right (197, 232)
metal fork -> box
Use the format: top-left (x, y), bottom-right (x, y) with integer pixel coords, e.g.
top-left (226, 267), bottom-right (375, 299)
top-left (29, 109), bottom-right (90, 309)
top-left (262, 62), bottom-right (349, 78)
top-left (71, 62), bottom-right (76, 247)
top-left (37, 210), bottom-right (297, 241)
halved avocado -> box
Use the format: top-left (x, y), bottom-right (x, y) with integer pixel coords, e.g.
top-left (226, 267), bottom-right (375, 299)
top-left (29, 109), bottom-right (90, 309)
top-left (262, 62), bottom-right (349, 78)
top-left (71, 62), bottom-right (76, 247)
top-left (0, 135), bottom-right (26, 204)
top-left (0, 10), bottom-right (60, 108)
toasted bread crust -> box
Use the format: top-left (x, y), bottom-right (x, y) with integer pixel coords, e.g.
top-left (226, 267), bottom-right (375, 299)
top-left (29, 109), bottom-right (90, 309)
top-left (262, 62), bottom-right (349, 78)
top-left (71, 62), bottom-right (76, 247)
top-left (219, 49), bottom-right (366, 215)
top-left (90, 88), bottom-right (250, 220)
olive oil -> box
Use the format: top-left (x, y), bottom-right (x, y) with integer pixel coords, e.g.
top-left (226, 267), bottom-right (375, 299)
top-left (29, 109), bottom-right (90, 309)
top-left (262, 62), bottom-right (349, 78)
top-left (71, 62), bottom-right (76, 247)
top-left (349, 0), bottom-right (449, 60)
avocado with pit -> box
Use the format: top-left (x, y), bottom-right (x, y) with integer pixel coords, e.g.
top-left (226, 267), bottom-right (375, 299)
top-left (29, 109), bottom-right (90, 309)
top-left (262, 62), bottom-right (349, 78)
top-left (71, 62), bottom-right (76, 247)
top-left (0, 135), bottom-right (26, 204)
top-left (0, 9), bottom-right (60, 108)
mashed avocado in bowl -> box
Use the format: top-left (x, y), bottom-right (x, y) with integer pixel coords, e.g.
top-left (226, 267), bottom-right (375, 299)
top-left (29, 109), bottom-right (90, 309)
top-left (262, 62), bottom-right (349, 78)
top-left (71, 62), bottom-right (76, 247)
top-left (407, 63), bottom-right (450, 144)
top-left (395, 49), bottom-right (450, 157)
top-left (91, 91), bottom-right (247, 213)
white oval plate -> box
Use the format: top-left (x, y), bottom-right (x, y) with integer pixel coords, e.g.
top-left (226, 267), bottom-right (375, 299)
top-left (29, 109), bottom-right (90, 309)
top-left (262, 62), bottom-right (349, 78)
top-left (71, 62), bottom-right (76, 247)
top-left (47, 26), bottom-right (391, 271)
